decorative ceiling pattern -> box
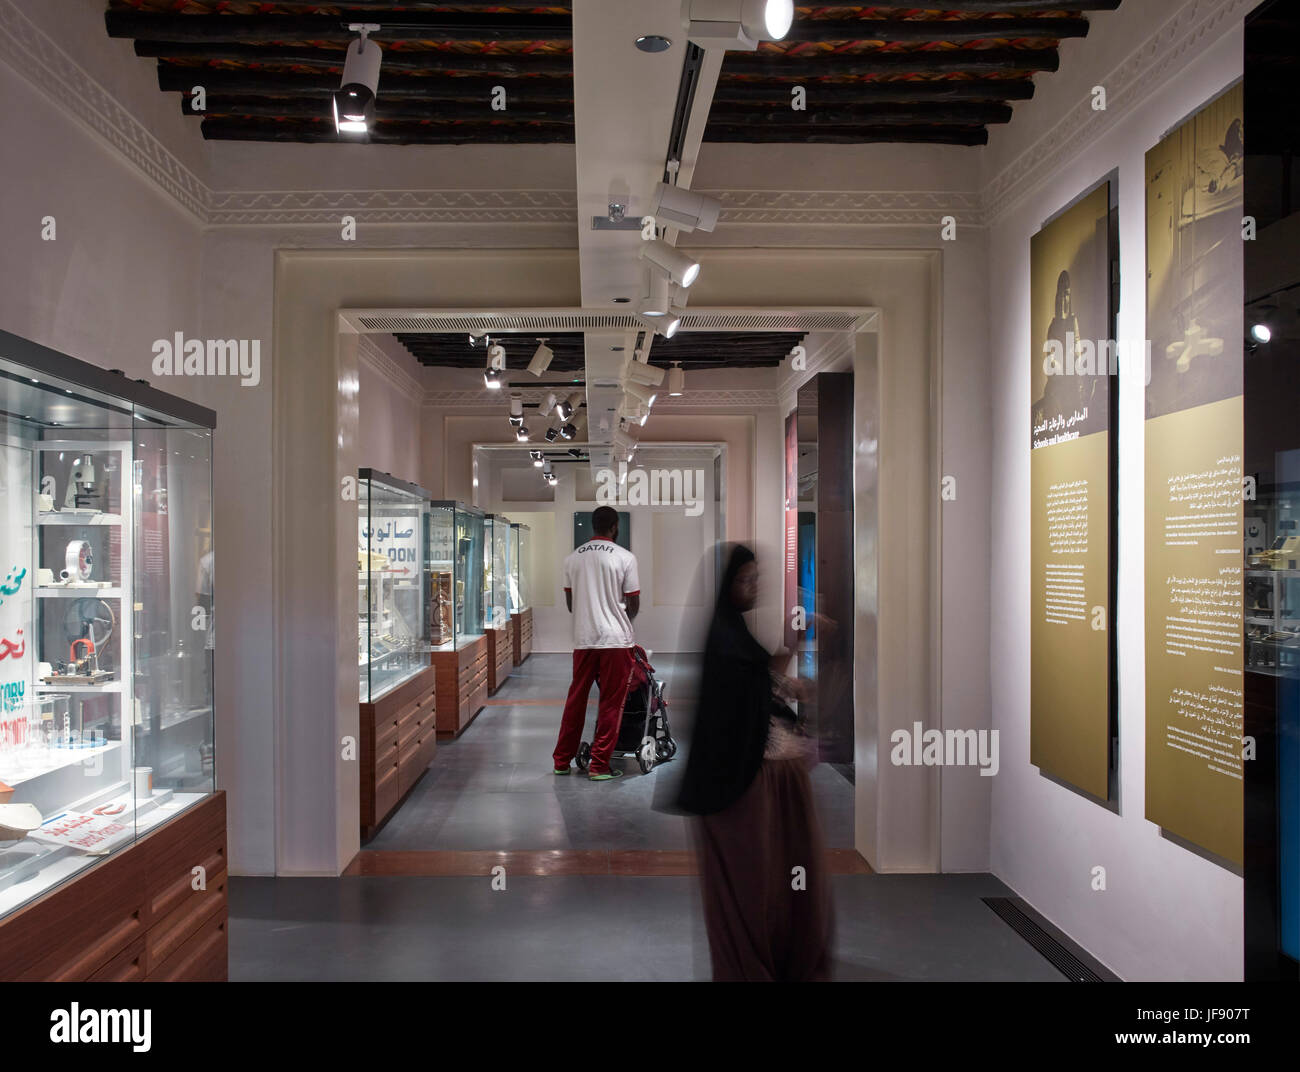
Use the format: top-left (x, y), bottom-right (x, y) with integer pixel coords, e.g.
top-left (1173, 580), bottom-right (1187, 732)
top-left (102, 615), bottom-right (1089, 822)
top-left (104, 1), bottom-right (1120, 145)
top-left (395, 330), bottom-right (803, 370)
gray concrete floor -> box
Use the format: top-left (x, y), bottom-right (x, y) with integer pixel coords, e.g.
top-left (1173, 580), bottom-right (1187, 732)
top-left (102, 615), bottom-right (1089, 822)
top-left (228, 655), bottom-right (1065, 982)
top-left (366, 653), bottom-right (855, 850)
top-left (229, 872), bottom-right (1064, 982)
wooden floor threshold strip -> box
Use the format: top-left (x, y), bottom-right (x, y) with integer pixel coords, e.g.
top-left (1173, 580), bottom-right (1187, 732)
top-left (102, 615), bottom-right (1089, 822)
top-left (346, 848), bottom-right (872, 877)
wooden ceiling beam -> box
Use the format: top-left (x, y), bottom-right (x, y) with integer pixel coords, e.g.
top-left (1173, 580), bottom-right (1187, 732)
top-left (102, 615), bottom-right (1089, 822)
top-left (199, 119), bottom-right (574, 143)
top-left (107, 11), bottom-right (573, 44)
top-left (136, 41), bottom-right (574, 76)
top-left (157, 67), bottom-right (574, 100)
top-left (704, 125), bottom-right (990, 145)
top-left (709, 101), bottom-right (1014, 125)
top-left (783, 17), bottom-right (1089, 43)
top-left (195, 97), bottom-right (575, 123)
top-left (723, 47), bottom-right (1060, 78)
top-left (711, 78), bottom-right (1035, 104)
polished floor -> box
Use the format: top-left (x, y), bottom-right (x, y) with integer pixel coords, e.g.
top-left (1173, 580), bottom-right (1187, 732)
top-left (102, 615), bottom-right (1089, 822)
top-left (229, 653), bottom-right (1064, 981)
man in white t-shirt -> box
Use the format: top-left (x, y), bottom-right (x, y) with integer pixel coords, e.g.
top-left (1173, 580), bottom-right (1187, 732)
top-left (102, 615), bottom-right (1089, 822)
top-left (552, 506), bottom-right (641, 781)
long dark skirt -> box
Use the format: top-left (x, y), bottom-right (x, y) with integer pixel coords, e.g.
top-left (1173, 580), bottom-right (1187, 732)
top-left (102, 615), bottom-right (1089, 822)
top-left (695, 757), bottom-right (834, 981)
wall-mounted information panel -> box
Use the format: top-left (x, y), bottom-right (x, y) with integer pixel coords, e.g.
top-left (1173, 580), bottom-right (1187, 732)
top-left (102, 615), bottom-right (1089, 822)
top-left (1029, 180), bottom-right (1116, 801)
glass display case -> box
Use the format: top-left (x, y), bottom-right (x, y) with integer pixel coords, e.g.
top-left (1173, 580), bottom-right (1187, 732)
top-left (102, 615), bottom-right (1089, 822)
top-left (427, 502), bottom-right (486, 650)
top-left (485, 514), bottom-right (511, 631)
top-left (0, 330), bottom-right (216, 923)
top-left (358, 470), bottom-right (432, 703)
top-left (509, 523), bottom-right (531, 614)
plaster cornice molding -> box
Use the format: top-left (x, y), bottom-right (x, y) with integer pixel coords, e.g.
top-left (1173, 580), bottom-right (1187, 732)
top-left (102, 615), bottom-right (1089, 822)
top-left (358, 335), bottom-right (425, 400)
top-left (207, 188), bottom-right (578, 227)
top-left (706, 189), bottom-right (985, 229)
top-left (657, 389), bottom-right (779, 409)
top-left (0, 0), bottom-right (208, 222)
top-left (983, 0), bottom-right (1252, 223)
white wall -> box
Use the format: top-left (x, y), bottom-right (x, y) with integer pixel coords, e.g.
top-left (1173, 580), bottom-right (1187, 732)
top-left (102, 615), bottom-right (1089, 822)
top-left (983, 0), bottom-right (1248, 980)
top-left (358, 336), bottom-right (424, 486)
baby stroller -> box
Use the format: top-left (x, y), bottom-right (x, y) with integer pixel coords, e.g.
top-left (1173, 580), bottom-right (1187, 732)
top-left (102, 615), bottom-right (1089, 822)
top-left (576, 646), bottom-right (676, 775)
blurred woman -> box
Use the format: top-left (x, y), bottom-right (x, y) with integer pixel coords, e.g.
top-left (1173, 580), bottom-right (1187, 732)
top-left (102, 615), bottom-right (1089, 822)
top-left (677, 544), bottom-right (833, 981)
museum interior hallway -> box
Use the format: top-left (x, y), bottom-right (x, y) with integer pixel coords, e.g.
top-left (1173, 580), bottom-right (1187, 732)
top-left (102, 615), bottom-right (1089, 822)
top-left (226, 655), bottom-right (1066, 982)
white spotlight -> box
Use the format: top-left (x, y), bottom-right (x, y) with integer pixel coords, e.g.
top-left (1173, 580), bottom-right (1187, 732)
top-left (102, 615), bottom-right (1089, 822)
top-left (650, 182), bottom-right (722, 233)
top-left (556, 391), bottom-right (582, 422)
top-left (508, 394), bottom-right (524, 427)
top-left (638, 271), bottom-right (673, 318)
top-left (626, 382), bottom-right (658, 409)
top-left (530, 450), bottom-right (544, 467)
top-left (624, 360), bottom-right (666, 388)
top-left (527, 338), bottom-right (554, 376)
top-left (685, 0), bottom-right (793, 51)
top-left (640, 240), bottom-right (700, 288)
top-left (515, 424), bottom-right (531, 442)
top-left (333, 25), bottom-right (382, 134)
top-left (667, 362), bottom-right (685, 396)
top-left (560, 411), bottom-right (587, 441)
top-left (538, 391), bottom-right (557, 417)
top-left (483, 342), bottom-right (506, 388)
top-left (1251, 323), bottom-right (1272, 344)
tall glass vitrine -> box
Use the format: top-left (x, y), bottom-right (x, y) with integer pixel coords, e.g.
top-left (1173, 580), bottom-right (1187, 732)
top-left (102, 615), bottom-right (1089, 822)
top-left (0, 330), bottom-right (216, 923)
top-left (427, 502), bottom-right (485, 650)
top-left (485, 514), bottom-right (511, 631)
top-left (357, 470), bottom-right (432, 703)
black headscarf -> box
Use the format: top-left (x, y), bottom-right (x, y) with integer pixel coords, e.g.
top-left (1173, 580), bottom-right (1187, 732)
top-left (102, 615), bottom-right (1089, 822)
top-left (675, 544), bottom-right (772, 816)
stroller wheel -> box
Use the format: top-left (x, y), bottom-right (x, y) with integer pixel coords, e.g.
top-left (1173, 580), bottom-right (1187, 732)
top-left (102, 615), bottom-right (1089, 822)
top-left (637, 738), bottom-right (656, 774)
top-left (576, 742), bottom-right (591, 773)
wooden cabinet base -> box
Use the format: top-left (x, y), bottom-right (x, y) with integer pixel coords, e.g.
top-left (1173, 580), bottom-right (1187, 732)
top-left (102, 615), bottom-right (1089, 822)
top-left (361, 665), bottom-right (438, 838)
top-left (434, 635), bottom-right (488, 738)
top-left (0, 792), bottom-right (228, 982)
top-left (487, 624), bottom-right (513, 694)
top-left (512, 608), bottom-right (534, 666)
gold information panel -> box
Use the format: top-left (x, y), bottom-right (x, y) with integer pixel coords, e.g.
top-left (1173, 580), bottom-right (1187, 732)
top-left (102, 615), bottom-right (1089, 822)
top-left (1029, 182), bottom-right (1114, 800)
top-left (1144, 85), bottom-right (1244, 866)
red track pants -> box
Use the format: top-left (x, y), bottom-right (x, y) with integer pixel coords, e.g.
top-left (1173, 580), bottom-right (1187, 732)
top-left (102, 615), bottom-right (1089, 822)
top-left (552, 647), bottom-right (635, 775)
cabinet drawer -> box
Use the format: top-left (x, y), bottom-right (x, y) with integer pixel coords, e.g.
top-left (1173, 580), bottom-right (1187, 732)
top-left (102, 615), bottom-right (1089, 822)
top-left (146, 866), bottom-right (227, 973)
top-left (88, 936), bottom-right (146, 983)
top-left (146, 905), bottom-right (228, 983)
top-left (374, 760), bottom-right (403, 818)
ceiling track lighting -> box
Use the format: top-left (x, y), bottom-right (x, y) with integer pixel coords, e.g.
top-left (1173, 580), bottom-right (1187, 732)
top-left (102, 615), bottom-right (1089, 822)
top-left (544, 425), bottom-right (561, 443)
top-left (538, 391), bottom-right (558, 417)
top-left (555, 390), bottom-right (583, 422)
top-left (640, 240), bottom-right (700, 288)
top-left (560, 411), bottom-right (587, 441)
top-left (638, 271), bottom-right (673, 318)
top-left (625, 382), bottom-right (658, 410)
top-left (515, 425), bottom-right (531, 442)
top-left (650, 181), bottom-right (722, 233)
top-left (508, 394), bottom-right (524, 427)
top-left (530, 449), bottom-right (544, 467)
top-left (667, 362), bottom-right (685, 397)
top-left (623, 360), bottom-right (666, 389)
top-left (483, 343), bottom-right (506, 390)
top-left (685, 0), bottom-right (794, 51)
top-left (334, 24), bottom-right (382, 135)
top-left (527, 338), bottom-right (554, 377)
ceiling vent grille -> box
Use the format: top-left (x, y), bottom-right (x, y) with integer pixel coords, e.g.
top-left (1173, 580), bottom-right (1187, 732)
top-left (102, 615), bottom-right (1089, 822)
top-left (347, 308), bottom-right (874, 335)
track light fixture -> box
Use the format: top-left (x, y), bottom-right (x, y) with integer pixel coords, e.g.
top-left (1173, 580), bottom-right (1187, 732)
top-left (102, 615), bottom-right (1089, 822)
top-left (530, 450), bottom-right (544, 467)
top-left (544, 425), bottom-right (561, 443)
top-left (685, 0), bottom-right (794, 51)
top-left (527, 338), bottom-right (554, 377)
top-left (483, 343), bottom-right (506, 389)
top-left (650, 182), bottom-right (722, 233)
top-left (508, 395), bottom-right (524, 427)
top-left (640, 240), bottom-right (700, 288)
top-left (560, 411), bottom-right (587, 441)
top-left (638, 271), bottom-right (673, 318)
top-left (334, 24), bottom-right (382, 134)
top-left (556, 391), bottom-right (582, 422)
top-left (623, 360), bottom-right (666, 389)
top-left (625, 382), bottom-right (658, 410)
top-left (639, 311), bottom-right (682, 339)
top-left (538, 391), bottom-right (558, 417)
top-left (667, 362), bottom-right (685, 397)
top-left (515, 424), bottom-right (531, 442)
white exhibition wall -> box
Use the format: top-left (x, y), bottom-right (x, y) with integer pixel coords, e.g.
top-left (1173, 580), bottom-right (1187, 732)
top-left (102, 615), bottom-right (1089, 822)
top-left (983, 0), bottom-right (1248, 980)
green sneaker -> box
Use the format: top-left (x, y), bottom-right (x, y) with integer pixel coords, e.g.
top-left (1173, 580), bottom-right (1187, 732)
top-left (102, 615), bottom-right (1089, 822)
top-left (588, 768), bottom-right (623, 781)
top-left (553, 766), bottom-right (571, 775)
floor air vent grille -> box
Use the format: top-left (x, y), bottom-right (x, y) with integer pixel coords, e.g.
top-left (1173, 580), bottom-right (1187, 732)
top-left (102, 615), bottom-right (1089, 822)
top-left (982, 897), bottom-right (1118, 982)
